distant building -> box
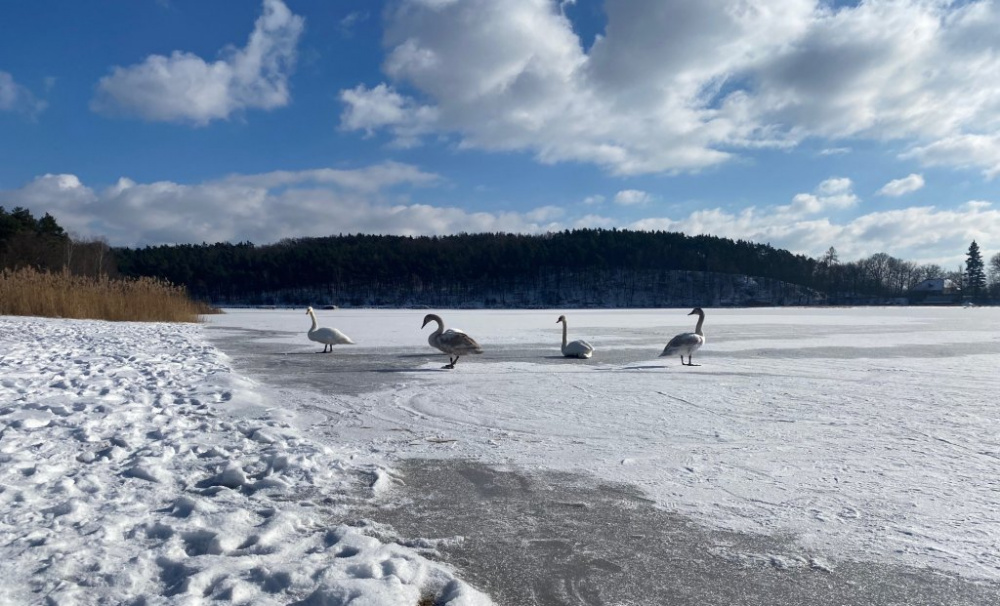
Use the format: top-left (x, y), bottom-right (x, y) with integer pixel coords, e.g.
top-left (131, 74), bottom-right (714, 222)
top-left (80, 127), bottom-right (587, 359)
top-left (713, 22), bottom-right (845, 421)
top-left (909, 278), bottom-right (961, 304)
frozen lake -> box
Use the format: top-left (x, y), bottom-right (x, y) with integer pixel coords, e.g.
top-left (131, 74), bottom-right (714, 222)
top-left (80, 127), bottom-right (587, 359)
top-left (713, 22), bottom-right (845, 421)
top-left (206, 306), bottom-right (1000, 597)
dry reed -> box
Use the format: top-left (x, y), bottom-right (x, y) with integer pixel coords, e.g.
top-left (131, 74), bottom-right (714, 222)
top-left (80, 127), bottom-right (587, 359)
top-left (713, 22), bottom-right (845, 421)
top-left (0, 267), bottom-right (217, 323)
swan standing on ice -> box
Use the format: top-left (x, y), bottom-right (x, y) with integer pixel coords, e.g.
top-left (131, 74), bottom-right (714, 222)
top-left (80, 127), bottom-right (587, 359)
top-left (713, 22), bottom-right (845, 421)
top-left (422, 313), bottom-right (483, 369)
top-left (556, 315), bottom-right (594, 359)
top-left (660, 307), bottom-right (706, 366)
top-left (305, 306), bottom-right (355, 352)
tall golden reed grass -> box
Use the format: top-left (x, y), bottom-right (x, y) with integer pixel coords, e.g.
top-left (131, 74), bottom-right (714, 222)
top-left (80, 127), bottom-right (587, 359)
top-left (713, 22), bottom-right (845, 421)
top-left (0, 267), bottom-right (217, 323)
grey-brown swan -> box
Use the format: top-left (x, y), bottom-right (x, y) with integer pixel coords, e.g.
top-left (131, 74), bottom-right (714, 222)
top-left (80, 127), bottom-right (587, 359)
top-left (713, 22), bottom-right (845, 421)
top-left (556, 315), bottom-right (594, 359)
top-left (422, 313), bottom-right (483, 369)
top-left (660, 307), bottom-right (705, 366)
top-left (306, 306), bottom-right (355, 352)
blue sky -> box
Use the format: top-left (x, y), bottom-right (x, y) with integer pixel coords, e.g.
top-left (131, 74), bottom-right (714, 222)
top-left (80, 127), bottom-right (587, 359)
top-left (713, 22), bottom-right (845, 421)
top-left (1, 0), bottom-right (998, 268)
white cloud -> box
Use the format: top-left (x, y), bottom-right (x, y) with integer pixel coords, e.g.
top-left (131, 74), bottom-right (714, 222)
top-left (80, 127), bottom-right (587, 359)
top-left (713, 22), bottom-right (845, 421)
top-left (775, 177), bottom-right (857, 218)
top-left (581, 195), bottom-right (605, 205)
top-left (628, 179), bottom-right (996, 266)
top-left (613, 189), bottom-right (652, 206)
top-left (0, 164), bottom-right (559, 247)
top-left (338, 0), bottom-right (1000, 178)
top-left (91, 0), bottom-right (304, 125)
top-left (0, 71), bottom-right (46, 117)
top-left (877, 173), bottom-right (925, 197)
top-left (220, 161), bottom-right (442, 192)
top-left (902, 134), bottom-right (1000, 179)
top-left (339, 84), bottom-right (438, 146)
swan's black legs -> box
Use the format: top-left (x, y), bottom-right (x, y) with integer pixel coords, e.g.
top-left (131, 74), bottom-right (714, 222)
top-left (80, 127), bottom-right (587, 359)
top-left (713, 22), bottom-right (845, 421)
top-left (442, 355), bottom-right (459, 369)
top-left (682, 356), bottom-right (700, 366)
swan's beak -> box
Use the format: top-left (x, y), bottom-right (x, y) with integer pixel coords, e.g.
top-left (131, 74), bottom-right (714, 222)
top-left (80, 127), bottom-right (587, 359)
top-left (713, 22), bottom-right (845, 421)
top-left (421, 319), bottom-right (429, 328)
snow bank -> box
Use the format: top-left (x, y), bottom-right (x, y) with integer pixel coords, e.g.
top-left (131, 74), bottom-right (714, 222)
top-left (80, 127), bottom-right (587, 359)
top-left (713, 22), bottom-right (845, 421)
top-left (0, 316), bottom-right (491, 605)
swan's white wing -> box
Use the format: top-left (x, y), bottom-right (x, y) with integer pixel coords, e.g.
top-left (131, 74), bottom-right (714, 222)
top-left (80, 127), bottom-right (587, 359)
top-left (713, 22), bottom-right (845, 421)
top-left (564, 339), bottom-right (594, 358)
top-left (311, 327), bottom-right (354, 345)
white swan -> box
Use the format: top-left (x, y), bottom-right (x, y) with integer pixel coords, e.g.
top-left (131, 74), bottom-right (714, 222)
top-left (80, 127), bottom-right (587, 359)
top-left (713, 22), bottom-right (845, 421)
top-left (556, 315), bottom-right (594, 359)
top-left (660, 307), bottom-right (706, 366)
top-left (422, 313), bottom-right (483, 369)
top-left (305, 306), bottom-right (354, 352)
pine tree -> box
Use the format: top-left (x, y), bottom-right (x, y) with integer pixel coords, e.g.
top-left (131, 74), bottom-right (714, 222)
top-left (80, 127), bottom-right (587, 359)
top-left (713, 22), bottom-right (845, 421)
top-left (964, 240), bottom-right (986, 299)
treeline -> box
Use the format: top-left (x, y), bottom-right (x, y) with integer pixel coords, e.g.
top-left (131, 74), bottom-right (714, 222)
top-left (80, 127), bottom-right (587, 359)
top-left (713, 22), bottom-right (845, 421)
top-left (112, 229), bottom-right (955, 307)
top-left (1, 206), bottom-right (115, 277)
top-left (5, 206), bottom-right (985, 308)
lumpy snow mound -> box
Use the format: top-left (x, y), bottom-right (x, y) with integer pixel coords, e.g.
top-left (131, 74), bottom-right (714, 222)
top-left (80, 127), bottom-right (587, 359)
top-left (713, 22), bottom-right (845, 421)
top-left (0, 316), bottom-right (491, 605)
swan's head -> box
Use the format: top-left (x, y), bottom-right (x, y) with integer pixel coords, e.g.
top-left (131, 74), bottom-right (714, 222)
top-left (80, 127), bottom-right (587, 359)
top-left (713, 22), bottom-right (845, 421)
top-left (421, 313), bottom-right (439, 329)
top-left (556, 315), bottom-right (566, 324)
top-left (306, 306), bottom-right (314, 315)
top-left (689, 307), bottom-right (704, 316)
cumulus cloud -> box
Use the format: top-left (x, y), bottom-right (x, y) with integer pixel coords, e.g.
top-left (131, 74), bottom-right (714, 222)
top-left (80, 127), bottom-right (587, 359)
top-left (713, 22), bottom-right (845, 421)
top-left (878, 173), bottom-right (925, 197)
top-left (0, 71), bottom-right (46, 117)
top-left (0, 163), bottom-right (563, 247)
top-left (339, 0), bottom-right (1000, 178)
top-left (775, 177), bottom-right (857, 218)
top-left (91, 0), bottom-right (303, 125)
top-left (629, 179), bottom-right (996, 267)
top-left (339, 84), bottom-right (438, 146)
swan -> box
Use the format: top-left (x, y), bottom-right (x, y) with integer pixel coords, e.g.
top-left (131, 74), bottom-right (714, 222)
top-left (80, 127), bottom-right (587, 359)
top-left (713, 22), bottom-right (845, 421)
top-left (421, 313), bottom-right (483, 369)
top-left (660, 307), bottom-right (706, 366)
top-left (305, 306), bottom-right (355, 352)
top-left (556, 315), bottom-right (594, 359)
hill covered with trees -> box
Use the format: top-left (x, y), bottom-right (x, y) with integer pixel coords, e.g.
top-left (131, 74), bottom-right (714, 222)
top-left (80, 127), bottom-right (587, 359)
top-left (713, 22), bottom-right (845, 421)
top-left (112, 229), bottom-right (961, 308)
top-left (4, 206), bottom-right (990, 308)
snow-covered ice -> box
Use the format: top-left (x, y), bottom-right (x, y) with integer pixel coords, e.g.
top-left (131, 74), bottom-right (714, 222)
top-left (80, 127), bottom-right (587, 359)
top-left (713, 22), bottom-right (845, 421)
top-left (206, 306), bottom-right (1000, 582)
top-left (3, 306), bottom-right (999, 603)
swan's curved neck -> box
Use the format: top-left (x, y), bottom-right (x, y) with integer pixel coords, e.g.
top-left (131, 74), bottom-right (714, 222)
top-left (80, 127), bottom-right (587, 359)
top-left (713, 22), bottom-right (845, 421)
top-left (694, 311), bottom-right (705, 335)
top-left (561, 320), bottom-right (568, 348)
top-left (427, 314), bottom-right (444, 335)
top-left (308, 310), bottom-right (318, 331)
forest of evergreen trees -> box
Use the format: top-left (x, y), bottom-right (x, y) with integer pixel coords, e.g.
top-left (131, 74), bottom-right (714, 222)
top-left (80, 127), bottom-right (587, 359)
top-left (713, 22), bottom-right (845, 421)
top-left (0, 206), bottom-right (114, 277)
top-left (110, 229), bottom-right (986, 308)
top-left (4, 207), bottom-right (994, 309)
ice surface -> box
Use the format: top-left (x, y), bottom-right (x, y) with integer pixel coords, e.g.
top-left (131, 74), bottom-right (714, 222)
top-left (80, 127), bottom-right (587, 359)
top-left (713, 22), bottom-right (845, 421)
top-left (209, 306), bottom-right (1000, 581)
top-left (3, 305), bottom-right (998, 605)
